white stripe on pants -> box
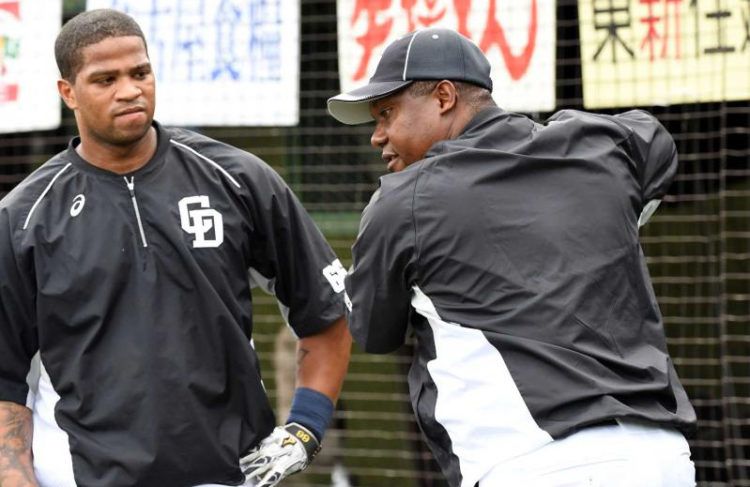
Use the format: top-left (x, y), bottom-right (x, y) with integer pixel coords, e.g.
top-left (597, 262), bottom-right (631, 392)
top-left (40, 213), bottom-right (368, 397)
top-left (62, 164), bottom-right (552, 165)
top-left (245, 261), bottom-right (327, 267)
top-left (478, 419), bottom-right (695, 487)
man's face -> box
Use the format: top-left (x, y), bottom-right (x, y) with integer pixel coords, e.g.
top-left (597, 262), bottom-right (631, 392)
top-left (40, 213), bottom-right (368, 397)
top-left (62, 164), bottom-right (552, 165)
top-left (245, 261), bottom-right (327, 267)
top-left (368, 86), bottom-right (447, 173)
top-left (58, 36), bottom-right (155, 149)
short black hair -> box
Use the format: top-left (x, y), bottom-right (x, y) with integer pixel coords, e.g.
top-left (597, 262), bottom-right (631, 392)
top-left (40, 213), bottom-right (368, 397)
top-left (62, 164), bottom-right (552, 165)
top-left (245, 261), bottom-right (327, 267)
top-left (407, 80), bottom-right (495, 112)
top-left (55, 9), bottom-right (147, 81)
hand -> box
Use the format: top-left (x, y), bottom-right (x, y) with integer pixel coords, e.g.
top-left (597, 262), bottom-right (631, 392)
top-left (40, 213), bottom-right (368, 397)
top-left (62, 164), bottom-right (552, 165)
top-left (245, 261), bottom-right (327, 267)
top-left (240, 423), bottom-right (321, 487)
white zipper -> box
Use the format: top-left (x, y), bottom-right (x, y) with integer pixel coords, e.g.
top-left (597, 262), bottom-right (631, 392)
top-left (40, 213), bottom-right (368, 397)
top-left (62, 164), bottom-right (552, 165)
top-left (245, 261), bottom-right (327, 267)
top-left (124, 176), bottom-right (148, 248)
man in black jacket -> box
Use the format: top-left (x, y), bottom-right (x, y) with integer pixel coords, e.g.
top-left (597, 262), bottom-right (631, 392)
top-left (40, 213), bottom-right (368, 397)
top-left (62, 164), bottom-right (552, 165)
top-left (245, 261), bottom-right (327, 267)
top-left (0, 9), bottom-right (351, 487)
top-left (328, 28), bottom-right (696, 487)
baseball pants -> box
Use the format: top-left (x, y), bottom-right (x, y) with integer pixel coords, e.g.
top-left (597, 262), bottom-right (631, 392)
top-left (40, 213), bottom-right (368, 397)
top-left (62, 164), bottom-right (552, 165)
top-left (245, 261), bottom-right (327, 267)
top-left (478, 419), bottom-right (695, 487)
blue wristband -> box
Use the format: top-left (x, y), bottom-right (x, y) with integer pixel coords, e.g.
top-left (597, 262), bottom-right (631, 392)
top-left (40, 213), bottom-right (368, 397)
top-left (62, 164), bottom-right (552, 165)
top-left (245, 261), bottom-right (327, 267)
top-left (287, 387), bottom-right (334, 440)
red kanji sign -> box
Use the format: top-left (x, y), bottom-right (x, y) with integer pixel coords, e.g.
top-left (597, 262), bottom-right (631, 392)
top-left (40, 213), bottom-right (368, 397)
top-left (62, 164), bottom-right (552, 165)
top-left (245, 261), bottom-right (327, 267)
top-left (0, 1), bottom-right (20, 18)
top-left (338, 0), bottom-right (556, 112)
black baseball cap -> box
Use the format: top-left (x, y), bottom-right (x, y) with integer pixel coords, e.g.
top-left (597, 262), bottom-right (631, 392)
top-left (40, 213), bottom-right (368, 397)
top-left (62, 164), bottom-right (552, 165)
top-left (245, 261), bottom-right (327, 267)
top-left (327, 28), bottom-right (493, 125)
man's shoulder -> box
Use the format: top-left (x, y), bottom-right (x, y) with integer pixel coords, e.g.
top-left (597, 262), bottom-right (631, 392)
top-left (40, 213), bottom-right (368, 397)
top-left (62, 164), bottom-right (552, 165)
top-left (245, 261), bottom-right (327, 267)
top-left (361, 168), bottom-right (421, 226)
top-left (546, 109), bottom-right (614, 128)
top-left (1, 150), bottom-right (73, 215)
top-left (377, 166), bottom-right (423, 201)
top-left (545, 108), bottom-right (659, 135)
top-left (163, 126), bottom-right (295, 200)
top-left (165, 126), bottom-right (269, 175)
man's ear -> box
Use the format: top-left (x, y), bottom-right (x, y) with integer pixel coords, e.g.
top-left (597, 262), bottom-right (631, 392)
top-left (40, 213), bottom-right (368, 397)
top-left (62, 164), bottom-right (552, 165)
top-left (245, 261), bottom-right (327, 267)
top-left (57, 78), bottom-right (77, 110)
top-left (434, 80), bottom-right (458, 114)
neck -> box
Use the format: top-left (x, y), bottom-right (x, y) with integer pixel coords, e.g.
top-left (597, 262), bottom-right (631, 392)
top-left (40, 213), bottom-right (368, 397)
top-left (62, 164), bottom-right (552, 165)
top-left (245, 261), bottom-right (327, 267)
top-left (446, 107), bottom-right (476, 140)
top-left (76, 126), bottom-right (158, 175)
top-left (446, 102), bottom-right (496, 139)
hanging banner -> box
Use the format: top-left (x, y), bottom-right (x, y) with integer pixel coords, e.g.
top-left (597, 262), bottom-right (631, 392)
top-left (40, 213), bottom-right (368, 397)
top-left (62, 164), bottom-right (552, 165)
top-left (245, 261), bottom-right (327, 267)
top-left (336, 0), bottom-right (557, 113)
top-left (579, 0), bottom-right (750, 108)
top-left (0, 0), bottom-right (61, 134)
top-left (87, 0), bottom-right (299, 126)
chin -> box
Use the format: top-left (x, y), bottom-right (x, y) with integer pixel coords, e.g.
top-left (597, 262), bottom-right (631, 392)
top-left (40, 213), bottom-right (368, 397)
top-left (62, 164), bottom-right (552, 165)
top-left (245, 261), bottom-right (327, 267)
top-left (112, 123), bottom-right (153, 145)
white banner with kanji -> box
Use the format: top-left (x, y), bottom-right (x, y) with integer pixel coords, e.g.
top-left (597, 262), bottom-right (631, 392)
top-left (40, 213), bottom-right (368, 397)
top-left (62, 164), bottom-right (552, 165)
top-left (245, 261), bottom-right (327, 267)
top-left (87, 0), bottom-right (299, 126)
top-left (579, 0), bottom-right (750, 108)
top-left (336, 0), bottom-right (556, 113)
top-left (0, 0), bottom-right (61, 134)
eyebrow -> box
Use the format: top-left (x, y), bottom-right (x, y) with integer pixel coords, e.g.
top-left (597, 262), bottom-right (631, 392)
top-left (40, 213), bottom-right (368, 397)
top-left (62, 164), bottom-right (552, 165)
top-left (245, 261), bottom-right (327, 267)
top-left (370, 98), bottom-right (389, 110)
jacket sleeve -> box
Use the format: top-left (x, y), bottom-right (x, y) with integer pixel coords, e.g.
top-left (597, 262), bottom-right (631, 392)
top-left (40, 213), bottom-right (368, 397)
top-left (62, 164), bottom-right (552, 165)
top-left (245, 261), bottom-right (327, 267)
top-left (614, 110), bottom-right (678, 203)
top-left (0, 207), bottom-right (37, 405)
top-left (345, 185), bottom-right (416, 354)
top-left (242, 161), bottom-right (345, 338)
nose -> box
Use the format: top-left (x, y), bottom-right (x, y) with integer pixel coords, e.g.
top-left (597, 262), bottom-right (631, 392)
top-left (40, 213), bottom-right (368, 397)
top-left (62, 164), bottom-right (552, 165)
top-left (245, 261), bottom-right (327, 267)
top-left (116, 79), bottom-right (143, 101)
top-left (370, 123), bottom-right (386, 149)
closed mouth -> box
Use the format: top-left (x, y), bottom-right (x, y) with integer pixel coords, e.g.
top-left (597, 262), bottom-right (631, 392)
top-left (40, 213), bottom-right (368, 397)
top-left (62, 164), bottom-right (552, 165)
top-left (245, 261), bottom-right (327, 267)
top-left (115, 106), bottom-right (145, 117)
top-left (382, 153), bottom-right (397, 164)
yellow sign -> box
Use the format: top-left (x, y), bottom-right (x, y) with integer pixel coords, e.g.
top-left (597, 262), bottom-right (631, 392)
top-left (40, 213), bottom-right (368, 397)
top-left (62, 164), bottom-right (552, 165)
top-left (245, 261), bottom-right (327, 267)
top-left (579, 0), bottom-right (750, 108)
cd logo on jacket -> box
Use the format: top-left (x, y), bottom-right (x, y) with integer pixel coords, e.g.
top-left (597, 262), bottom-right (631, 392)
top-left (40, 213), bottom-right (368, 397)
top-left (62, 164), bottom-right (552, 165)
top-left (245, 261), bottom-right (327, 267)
top-left (178, 196), bottom-right (224, 248)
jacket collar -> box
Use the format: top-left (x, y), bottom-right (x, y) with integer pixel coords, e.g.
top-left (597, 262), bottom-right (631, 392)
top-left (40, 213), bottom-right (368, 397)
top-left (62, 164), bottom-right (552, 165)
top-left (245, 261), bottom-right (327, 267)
top-left (66, 121), bottom-right (171, 179)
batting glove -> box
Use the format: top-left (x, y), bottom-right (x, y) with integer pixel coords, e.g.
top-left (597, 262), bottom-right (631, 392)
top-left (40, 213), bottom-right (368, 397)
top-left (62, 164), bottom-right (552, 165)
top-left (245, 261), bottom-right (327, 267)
top-left (240, 422), bottom-right (321, 487)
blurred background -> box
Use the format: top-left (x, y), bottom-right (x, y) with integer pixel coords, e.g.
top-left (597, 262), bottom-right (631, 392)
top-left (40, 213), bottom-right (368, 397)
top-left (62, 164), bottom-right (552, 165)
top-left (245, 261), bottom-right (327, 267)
top-left (0, 0), bottom-right (748, 485)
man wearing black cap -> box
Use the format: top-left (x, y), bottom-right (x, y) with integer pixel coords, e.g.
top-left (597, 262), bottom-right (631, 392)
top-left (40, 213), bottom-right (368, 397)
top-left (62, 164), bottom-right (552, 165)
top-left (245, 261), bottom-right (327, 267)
top-left (328, 28), bottom-right (696, 487)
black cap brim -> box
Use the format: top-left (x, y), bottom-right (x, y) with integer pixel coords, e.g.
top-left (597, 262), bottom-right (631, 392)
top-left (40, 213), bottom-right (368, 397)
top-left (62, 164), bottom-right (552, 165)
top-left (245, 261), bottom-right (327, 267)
top-left (327, 80), bottom-right (413, 125)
